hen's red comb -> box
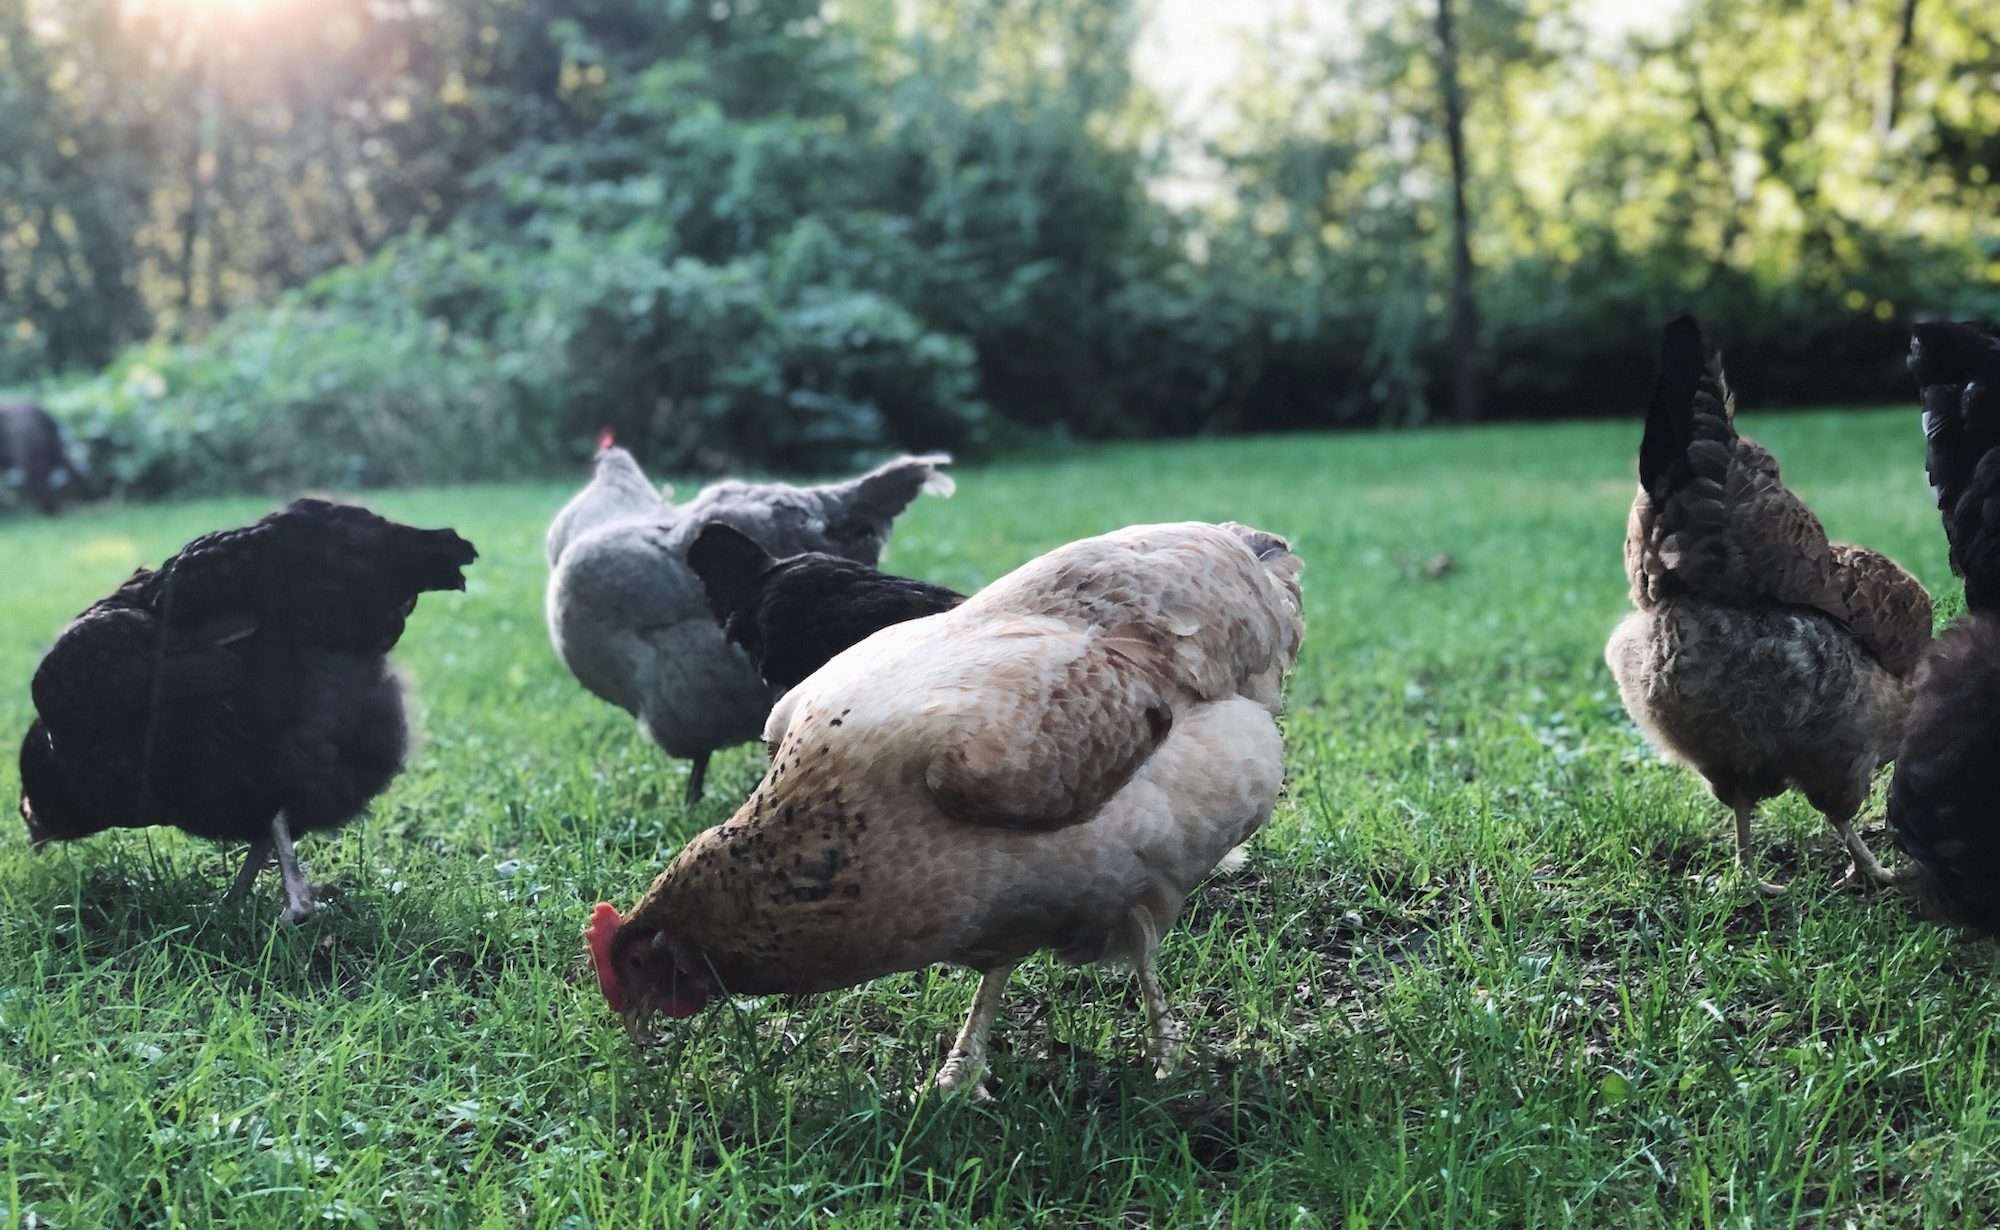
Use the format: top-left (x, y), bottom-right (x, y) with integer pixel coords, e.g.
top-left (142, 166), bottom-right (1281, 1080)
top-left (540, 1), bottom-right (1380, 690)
top-left (584, 902), bottom-right (625, 1012)
top-left (596, 427), bottom-right (616, 452)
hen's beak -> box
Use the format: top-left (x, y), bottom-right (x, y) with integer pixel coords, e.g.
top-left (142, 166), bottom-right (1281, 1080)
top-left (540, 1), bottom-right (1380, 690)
top-left (614, 962), bottom-right (709, 1044)
top-left (616, 988), bottom-right (672, 1048)
top-left (620, 999), bottom-right (661, 1046)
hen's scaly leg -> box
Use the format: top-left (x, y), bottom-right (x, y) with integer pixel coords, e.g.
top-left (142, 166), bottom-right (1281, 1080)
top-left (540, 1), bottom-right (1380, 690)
top-left (1732, 803), bottom-right (1787, 896)
top-left (270, 812), bottom-right (318, 924)
top-left (1832, 816), bottom-right (1914, 888)
top-left (1135, 950), bottom-right (1184, 1079)
top-left (684, 753), bottom-right (709, 808)
top-left (933, 963), bottom-right (1015, 1099)
top-left (221, 839), bottom-right (274, 906)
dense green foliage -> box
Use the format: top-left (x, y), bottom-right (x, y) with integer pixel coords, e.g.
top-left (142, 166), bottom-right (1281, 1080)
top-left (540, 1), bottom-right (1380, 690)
top-left (4, 418), bottom-right (1999, 1224)
top-left (2, 0), bottom-right (1997, 497)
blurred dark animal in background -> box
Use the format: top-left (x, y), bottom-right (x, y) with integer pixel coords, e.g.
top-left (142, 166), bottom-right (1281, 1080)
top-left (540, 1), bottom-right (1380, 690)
top-left (687, 522), bottom-right (966, 697)
top-left (0, 402), bottom-right (85, 515)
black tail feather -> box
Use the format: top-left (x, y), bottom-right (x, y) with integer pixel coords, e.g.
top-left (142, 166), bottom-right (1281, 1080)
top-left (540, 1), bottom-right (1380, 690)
top-left (1909, 321), bottom-right (2000, 506)
top-left (396, 526), bottom-right (480, 594)
top-left (1909, 320), bottom-right (2000, 389)
top-left (1639, 315), bottom-right (1708, 493)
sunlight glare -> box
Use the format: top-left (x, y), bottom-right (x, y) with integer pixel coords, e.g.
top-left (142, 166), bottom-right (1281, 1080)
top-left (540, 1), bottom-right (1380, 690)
top-left (161, 0), bottom-right (276, 12)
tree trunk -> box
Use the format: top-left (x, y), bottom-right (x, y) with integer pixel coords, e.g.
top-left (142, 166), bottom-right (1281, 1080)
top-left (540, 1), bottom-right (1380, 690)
top-left (1877, 0), bottom-right (1919, 135)
top-left (207, 108), bottom-right (231, 317)
top-left (1434, 0), bottom-right (1480, 422)
top-left (178, 47), bottom-right (211, 328)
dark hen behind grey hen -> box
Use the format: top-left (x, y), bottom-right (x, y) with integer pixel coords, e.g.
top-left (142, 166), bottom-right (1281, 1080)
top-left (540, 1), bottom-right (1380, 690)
top-left (1890, 321), bottom-right (2000, 935)
top-left (687, 522), bottom-right (965, 696)
top-left (17, 499), bottom-right (477, 922)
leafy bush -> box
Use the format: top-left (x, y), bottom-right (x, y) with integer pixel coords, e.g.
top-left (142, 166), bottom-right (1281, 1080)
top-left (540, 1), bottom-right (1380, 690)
top-left (24, 0), bottom-right (1999, 501)
top-left (46, 306), bottom-right (530, 499)
top-left (45, 220), bottom-right (988, 496)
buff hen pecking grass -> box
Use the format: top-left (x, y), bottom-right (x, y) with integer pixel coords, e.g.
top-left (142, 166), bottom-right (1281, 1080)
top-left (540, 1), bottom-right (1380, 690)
top-left (586, 520), bottom-right (1303, 1094)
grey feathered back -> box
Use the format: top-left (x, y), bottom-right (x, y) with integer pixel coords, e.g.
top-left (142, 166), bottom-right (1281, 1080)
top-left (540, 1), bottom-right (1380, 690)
top-left (833, 453), bottom-right (957, 530)
top-left (675, 453), bottom-right (954, 565)
top-left (545, 448), bottom-right (665, 567)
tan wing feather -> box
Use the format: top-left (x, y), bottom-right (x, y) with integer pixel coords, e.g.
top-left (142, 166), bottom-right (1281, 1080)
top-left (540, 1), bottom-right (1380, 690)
top-left (919, 622), bottom-right (1177, 830)
top-left (760, 523), bottom-right (1302, 836)
top-left (960, 522), bottom-right (1303, 709)
top-left (921, 523), bottom-right (1300, 829)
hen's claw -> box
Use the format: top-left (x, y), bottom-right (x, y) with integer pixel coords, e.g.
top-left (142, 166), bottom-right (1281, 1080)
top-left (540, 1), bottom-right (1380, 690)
top-left (1833, 819), bottom-right (1913, 889)
top-left (270, 811), bottom-right (322, 923)
top-left (930, 1051), bottom-right (994, 1101)
top-left (931, 964), bottom-right (1015, 1103)
top-left (1136, 952), bottom-right (1184, 1078)
top-left (1730, 803), bottom-right (1788, 896)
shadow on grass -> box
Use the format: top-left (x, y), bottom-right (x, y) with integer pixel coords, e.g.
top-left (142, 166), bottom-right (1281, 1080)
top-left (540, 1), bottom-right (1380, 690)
top-left (16, 846), bottom-right (523, 1002)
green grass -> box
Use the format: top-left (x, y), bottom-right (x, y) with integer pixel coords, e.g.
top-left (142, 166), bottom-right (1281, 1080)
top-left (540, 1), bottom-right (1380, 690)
top-left (2, 409), bottom-right (1997, 1228)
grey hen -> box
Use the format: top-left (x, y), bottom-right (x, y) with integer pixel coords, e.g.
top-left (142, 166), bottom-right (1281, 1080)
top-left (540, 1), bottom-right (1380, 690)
top-left (544, 436), bottom-right (953, 804)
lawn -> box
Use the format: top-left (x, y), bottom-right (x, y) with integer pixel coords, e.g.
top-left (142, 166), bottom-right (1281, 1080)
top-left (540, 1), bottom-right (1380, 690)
top-left (1, 409), bottom-right (1995, 1228)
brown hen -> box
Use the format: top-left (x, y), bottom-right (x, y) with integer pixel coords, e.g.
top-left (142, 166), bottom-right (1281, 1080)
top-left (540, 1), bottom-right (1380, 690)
top-left (1606, 316), bottom-right (1932, 892)
top-left (587, 521), bottom-right (1304, 1093)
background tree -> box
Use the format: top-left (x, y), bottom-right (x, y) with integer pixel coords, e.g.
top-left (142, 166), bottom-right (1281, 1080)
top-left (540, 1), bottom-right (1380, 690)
top-left (1434, 0), bottom-right (1481, 422)
top-left (0, 0), bottom-right (1992, 497)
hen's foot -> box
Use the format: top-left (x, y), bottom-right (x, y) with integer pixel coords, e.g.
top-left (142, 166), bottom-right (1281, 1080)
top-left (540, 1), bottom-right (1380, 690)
top-left (1833, 820), bottom-right (1914, 889)
top-left (931, 964), bottom-right (1015, 1102)
top-left (930, 1050), bottom-right (995, 1101)
top-left (1148, 1016), bottom-right (1188, 1080)
top-left (1730, 803), bottom-right (1787, 896)
top-left (279, 884), bottom-right (343, 924)
top-left (1742, 870), bottom-right (1788, 897)
top-left (270, 811), bottom-right (324, 924)
top-left (1136, 951), bottom-right (1183, 1079)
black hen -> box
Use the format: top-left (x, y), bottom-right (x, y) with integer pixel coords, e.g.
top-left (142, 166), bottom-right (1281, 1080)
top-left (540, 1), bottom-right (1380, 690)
top-left (1889, 321), bottom-right (2000, 935)
top-left (686, 522), bottom-right (964, 696)
top-left (17, 499), bottom-right (477, 921)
